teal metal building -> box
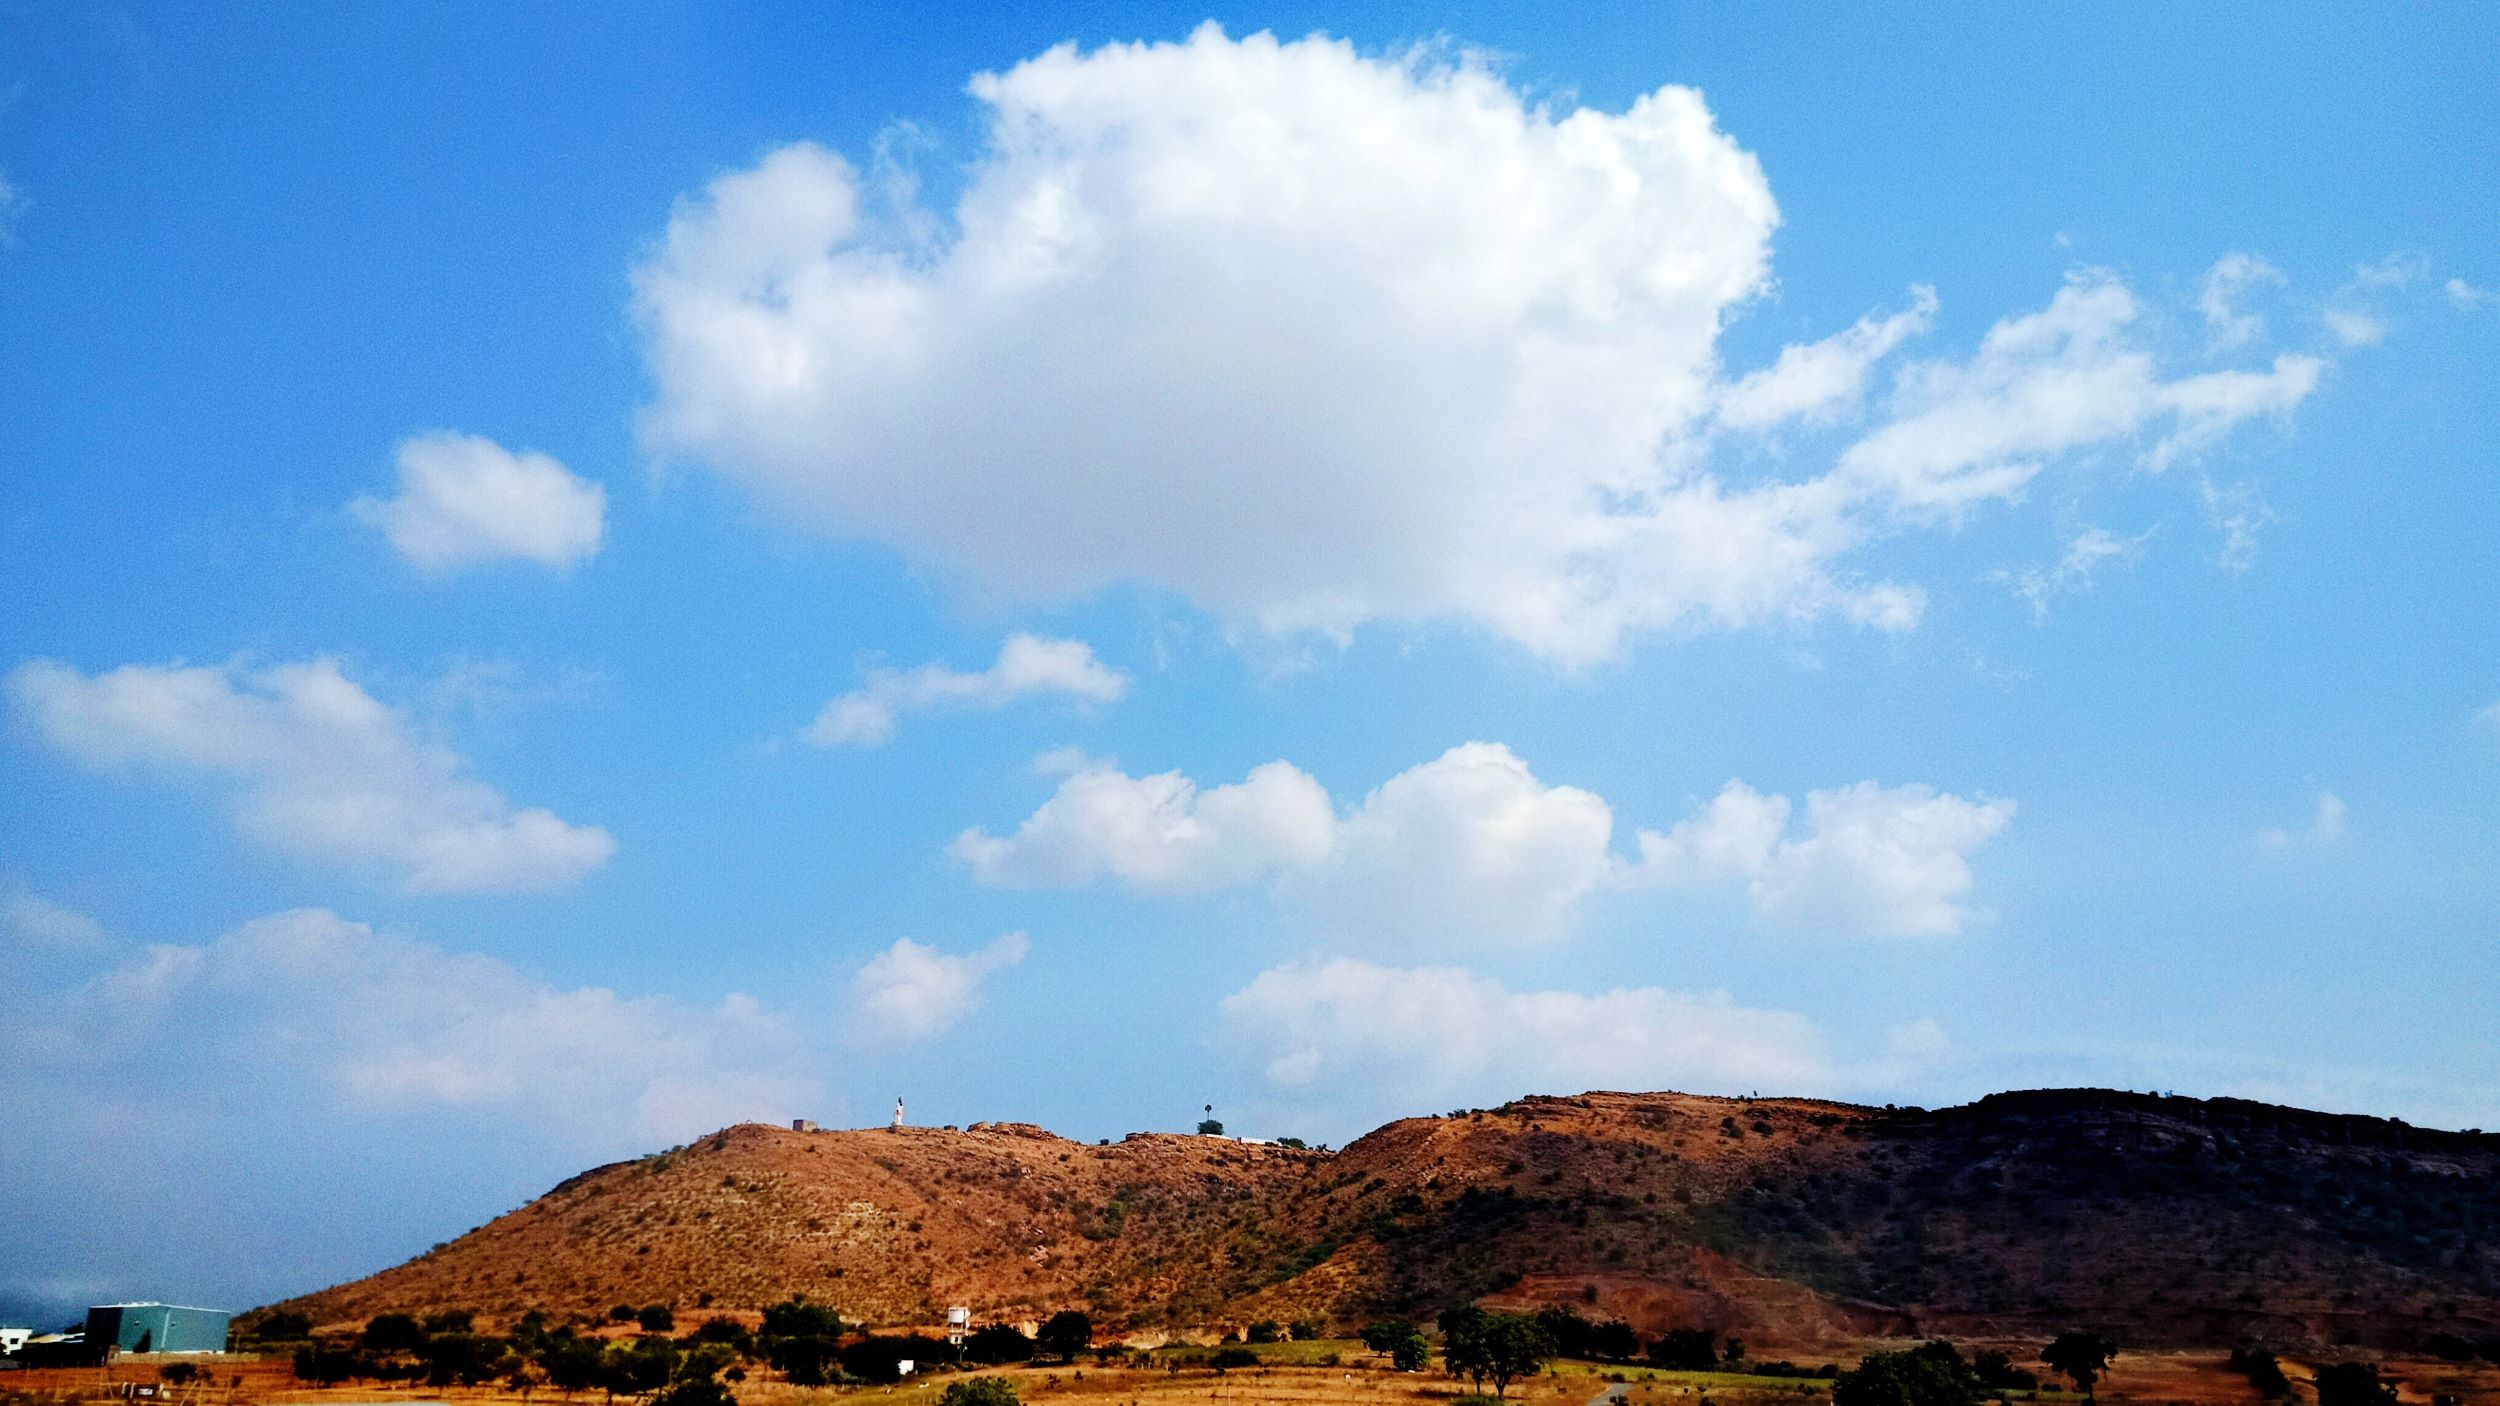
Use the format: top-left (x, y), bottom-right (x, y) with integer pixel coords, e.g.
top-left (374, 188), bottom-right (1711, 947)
top-left (84, 1304), bottom-right (229, 1355)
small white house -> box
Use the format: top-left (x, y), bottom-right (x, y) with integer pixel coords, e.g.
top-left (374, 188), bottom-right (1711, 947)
top-left (1, 1327), bottom-right (33, 1354)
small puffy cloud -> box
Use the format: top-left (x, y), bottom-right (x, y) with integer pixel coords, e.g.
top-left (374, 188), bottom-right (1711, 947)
top-left (807, 635), bottom-right (1126, 746)
top-left (2198, 252), bottom-right (2283, 351)
top-left (951, 753), bottom-right (1335, 892)
top-left (351, 431), bottom-right (606, 574)
top-left (957, 743), bottom-right (1619, 942)
top-left (2, 889), bottom-right (113, 952)
top-left (1632, 779), bottom-right (2015, 937)
top-left (2446, 278), bottom-right (2494, 310)
top-left (1219, 958), bottom-right (1830, 1098)
top-left (1282, 742), bottom-right (1618, 944)
top-left (850, 931), bottom-right (1030, 1040)
top-left (5, 908), bottom-right (810, 1142)
top-left (1996, 524), bottom-right (2151, 622)
top-left (2259, 791), bottom-right (2347, 848)
top-left (7, 656), bottom-right (614, 893)
top-left (966, 744), bottom-right (2013, 944)
top-left (1715, 286), bottom-right (1936, 431)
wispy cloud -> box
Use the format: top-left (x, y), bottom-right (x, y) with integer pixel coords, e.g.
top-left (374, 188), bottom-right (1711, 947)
top-left (8, 656), bottom-right (614, 893)
top-left (807, 636), bottom-right (1125, 746)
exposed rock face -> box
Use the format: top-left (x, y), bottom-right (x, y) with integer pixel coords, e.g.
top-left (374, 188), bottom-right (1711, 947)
top-left (268, 1089), bottom-right (2500, 1351)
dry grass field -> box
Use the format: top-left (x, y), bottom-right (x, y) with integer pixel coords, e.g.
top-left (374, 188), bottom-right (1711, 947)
top-left (9, 1343), bottom-right (2500, 1406)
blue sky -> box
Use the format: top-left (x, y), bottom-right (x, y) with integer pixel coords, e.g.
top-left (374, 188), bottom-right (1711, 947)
top-left (2, 2), bottom-right (2495, 1325)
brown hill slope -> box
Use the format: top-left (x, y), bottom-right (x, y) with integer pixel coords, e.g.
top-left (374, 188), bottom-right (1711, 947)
top-left (270, 1090), bottom-right (2500, 1351)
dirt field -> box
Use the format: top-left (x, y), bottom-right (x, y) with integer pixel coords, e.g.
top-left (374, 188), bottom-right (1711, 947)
top-left (7, 1346), bottom-right (2497, 1406)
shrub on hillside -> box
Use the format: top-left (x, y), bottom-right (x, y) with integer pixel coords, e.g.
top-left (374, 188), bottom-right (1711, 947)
top-left (255, 1311), bottom-right (315, 1341)
top-left (2313, 1363), bottom-right (2400, 1406)
top-left (637, 1305), bottom-right (676, 1334)
top-left (2228, 1346), bottom-right (2292, 1398)
top-left (965, 1324), bottom-right (1035, 1366)
top-left (1038, 1311), bottom-right (1093, 1362)
top-left (1648, 1328), bottom-right (1717, 1371)
top-left (940, 1377), bottom-right (1021, 1406)
top-left (363, 1314), bottom-right (427, 1355)
top-left (1831, 1349), bottom-right (1979, 1406)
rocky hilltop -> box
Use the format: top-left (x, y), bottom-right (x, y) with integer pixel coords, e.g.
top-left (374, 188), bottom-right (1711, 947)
top-left (268, 1089), bottom-right (2500, 1351)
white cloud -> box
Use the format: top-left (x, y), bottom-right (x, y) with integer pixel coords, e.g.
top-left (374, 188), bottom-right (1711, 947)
top-left (1715, 286), bottom-right (1936, 430)
top-left (1841, 273), bottom-right (2323, 515)
top-left (5, 908), bottom-right (809, 1143)
top-left (2322, 306), bottom-right (2385, 348)
top-left (2198, 252), bottom-right (2283, 351)
top-left (1219, 958), bottom-right (1830, 1098)
top-left (951, 752), bottom-right (1335, 892)
top-left (807, 635), bottom-right (1126, 746)
top-left (2, 889), bottom-right (113, 952)
top-left (1281, 742), bottom-right (1618, 944)
top-left (351, 431), bottom-right (606, 573)
top-left (1632, 779), bottom-right (2015, 937)
top-left (7, 657), bottom-right (614, 893)
top-left (634, 32), bottom-right (2333, 667)
top-left (634, 32), bottom-right (2335, 668)
top-left (2259, 791), bottom-right (2347, 848)
top-left (965, 743), bottom-right (2012, 943)
top-left (0, 172), bottom-right (25, 247)
top-left (632, 27), bottom-right (1962, 667)
top-left (2479, 700), bottom-right (2500, 733)
top-left (2322, 252), bottom-right (2432, 348)
top-left (850, 931), bottom-right (1030, 1040)
top-left (2199, 477), bottom-right (2278, 572)
top-left (2446, 278), bottom-right (2494, 310)
top-left (1996, 524), bottom-right (2151, 622)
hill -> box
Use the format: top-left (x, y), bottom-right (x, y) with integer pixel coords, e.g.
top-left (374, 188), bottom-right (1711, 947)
top-left (267, 1089), bottom-right (2500, 1352)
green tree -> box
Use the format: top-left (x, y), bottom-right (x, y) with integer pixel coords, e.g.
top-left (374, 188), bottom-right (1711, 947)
top-left (2041, 1332), bottom-right (2117, 1401)
top-left (604, 1338), bottom-right (679, 1400)
top-left (1831, 1349), bottom-right (1979, 1406)
top-left (759, 1297), bottom-right (842, 1341)
top-left (1246, 1320), bottom-right (1281, 1345)
top-left (940, 1378), bottom-right (1021, 1406)
top-left (1648, 1329), bottom-right (1717, 1372)
top-left (1037, 1311), bottom-right (1093, 1362)
top-left (1971, 1350), bottom-right (2038, 1393)
top-left (1589, 1320), bottom-right (1640, 1362)
top-left (1197, 1119), bottom-right (1225, 1135)
top-left (637, 1306), bottom-right (675, 1335)
top-left (543, 1337), bottom-right (609, 1394)
top-left (363, 1313), bottom-right (427, 1355)
top-left (418, 1333), bottom-right (504, 1387)
top-left (964, 1324), bottom-right (1035, 1366)
top-left (2227, 1347), bottom-right (2291, 1398)
top-left (292, 1344), bottom-right (369, 1385)
top-left (422, 1309), bottom-right (476, 1335)
top-left (1360, 1320), bottom-right (1428, 1372)
top-left (2312, 1363), bottom-right (2399, 1406)
top-left (649, 1382), bottom-right (733, 1406)
top-left (1476, 1314), bottom-right (1554, 1398)
top-left (1531, 1308), bottom-right (1592, 1360)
